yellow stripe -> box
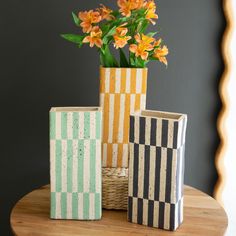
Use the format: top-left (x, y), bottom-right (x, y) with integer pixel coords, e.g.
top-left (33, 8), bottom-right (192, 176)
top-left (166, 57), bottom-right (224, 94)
top-left (113, 93), bottom-right (120, 143)
top-left (134, 93), bottom-right (141, 112)
top-left (123, 94), bottom-right (130, 144)
top-left (130, 69), bottom-right (136, 94)
top-left (103, 93), bottom-right (109, 143)
top-left (142, 69), bottom-right (147, 94)
top-left (109, 68), bottom-right (116, 93)
top-left (117, 144), bottom-right (123, 167)
top-left (100, 67), bottom-right (105, 93)
top-left (107, 143), bottom-right (113, 167)
top-left (120, 68), bottom-right (126, 93)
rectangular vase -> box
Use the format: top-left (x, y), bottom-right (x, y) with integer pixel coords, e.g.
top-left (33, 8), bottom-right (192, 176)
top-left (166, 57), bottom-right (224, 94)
top-left (128, 110), bottom-right (187, 230)
top-left (99, 67), bottom-right (147, 168)
top-left (50, 107), bottom-right (102, 220)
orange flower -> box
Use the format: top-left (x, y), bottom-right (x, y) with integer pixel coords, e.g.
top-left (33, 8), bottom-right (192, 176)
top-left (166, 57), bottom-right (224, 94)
top-left (117, 0), bottom-right (139, 17)
top-left (115, 23), bottom-right (129, 36)
top-left (135, 33), bottom-right (155, 47)
top-left (153, 45), bottom-right (168, 65)
top-left (154, 38), bottom-right (162, 47)
top-left (78, 10), bottom-right (102, 33)
top-left (113, 23), bottom-right (131, 49)
top-left (82, 26), bottom-right (103, 48)
top-left (129, 33), bottom-right (154, 60)
top-left (99, 4), bottom-right (115, 20)
top-left (144, 0), bottom-right (158, 25)
top-left (114, 35), bottom-right (131, 49)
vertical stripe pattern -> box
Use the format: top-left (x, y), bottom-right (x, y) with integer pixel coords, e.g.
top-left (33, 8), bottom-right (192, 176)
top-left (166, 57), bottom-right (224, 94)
top-left (50, 108), bottom-right (102, 220)
top-left (128, 110), bottom-right (187, 230)
top-left (99, 67), bottom-right (147, 167)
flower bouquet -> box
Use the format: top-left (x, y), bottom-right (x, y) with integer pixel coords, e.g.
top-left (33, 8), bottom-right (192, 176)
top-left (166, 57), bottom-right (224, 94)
top-left (61, 0), bottom-right (168, 68)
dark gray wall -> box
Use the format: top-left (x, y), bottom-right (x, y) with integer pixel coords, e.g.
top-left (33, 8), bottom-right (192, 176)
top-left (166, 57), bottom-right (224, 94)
top-left (0, 0), bottom-right (224, 235)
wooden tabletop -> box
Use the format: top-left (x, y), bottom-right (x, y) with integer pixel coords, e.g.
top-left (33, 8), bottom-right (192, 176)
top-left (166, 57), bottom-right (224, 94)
top-left (10, 185), bottom-right (227, 236)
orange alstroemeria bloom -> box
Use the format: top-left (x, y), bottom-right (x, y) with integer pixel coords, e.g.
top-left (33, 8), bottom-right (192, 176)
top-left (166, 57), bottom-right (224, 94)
top-left (153, 45), bottom-right (169, 65)
top-left (114, 35), bottom-right (132, 49)
top-left (99, 4), bottom-right (115, 20)
top-left (154, 38), bottom-right (162, 47)
top-left (113, 23), bottom-right (131, 49)
top-left (79, 10), bottom-right (102, 33)
top-left (144, 0), bottom-right (158, 24)
top-left (134, 34), bottom-right (155, 48)
top-left (129, 33), bottom-right (154, 60)
top-left (117, 0), bottom-right (139, 17)
top-left (83, 26), bottom-right (103, 48)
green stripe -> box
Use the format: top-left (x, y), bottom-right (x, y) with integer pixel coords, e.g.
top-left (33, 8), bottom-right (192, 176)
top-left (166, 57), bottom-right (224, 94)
top-left (90, 140), bottom-right (96, 192)
top-left (95, 193), bottom-right (101, 219)
top-left (73, 112), bottom-right (79, 139)
top-left (78, 140), bottom-right (84, 192)
top-left (50, 112), bottom-right (56, 140)
top-left (95, 111), bottom-right (101, 139)
top-left (84, 112), bottom-right (90, 139)
top-left (72, 193), bottom-right (78, 219)
top-left (83, 193), bottom-right (89, 219)
top-left (67, 140), bottom-right (73, 192)
top-left (61, 112), bottom-right (67, 139)
top-left (50, 192), bottom-right (56, 218)
top-left (55, 140), bottom-right (62, 192)
top-left (61, 192), bottom-right (67, 218)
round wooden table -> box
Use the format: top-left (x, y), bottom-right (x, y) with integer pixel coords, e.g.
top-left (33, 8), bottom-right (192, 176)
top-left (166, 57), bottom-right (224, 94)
top-left (11, 185), bottom-right (227, 236)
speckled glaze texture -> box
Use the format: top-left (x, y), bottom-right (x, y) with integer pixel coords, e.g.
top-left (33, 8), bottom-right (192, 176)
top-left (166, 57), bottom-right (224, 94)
top-left (50, 108), bottom-right (102, 220)
top-left (128, 110), bottom-right (187, 231)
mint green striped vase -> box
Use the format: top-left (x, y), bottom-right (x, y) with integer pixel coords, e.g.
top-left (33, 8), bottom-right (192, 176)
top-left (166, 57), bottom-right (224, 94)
top-left (49, 107), bottom-right (102, 220)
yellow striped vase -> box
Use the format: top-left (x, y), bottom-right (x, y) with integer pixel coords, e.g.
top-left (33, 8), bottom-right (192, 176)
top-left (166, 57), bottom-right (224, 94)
top-left (99, 67), bottom-right (147, 168)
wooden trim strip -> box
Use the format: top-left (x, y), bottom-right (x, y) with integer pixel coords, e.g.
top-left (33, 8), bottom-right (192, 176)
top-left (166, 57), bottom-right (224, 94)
top-left (214, 0), bottom-right (233, 205)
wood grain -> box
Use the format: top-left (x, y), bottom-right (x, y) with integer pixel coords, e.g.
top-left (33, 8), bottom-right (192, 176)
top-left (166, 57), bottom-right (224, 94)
top-left (10, 185), bottom-right (227, 236)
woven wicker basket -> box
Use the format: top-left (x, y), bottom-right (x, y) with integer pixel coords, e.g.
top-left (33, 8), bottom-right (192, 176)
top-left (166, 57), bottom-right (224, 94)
top-left (102, 167), bottom-right (128, 210)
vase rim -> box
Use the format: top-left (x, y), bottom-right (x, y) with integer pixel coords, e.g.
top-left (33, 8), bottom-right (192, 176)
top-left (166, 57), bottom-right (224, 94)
top-left (100, 66), bottom-right (148, 70)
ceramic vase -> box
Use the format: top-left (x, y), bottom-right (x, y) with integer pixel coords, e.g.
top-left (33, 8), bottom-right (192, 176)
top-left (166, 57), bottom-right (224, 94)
top-left (99, 67), bottom-right (147, 168)
top-left (50, 107), bottom-right (102, 220)
top-left (128, 110), bottom-right (187, 230)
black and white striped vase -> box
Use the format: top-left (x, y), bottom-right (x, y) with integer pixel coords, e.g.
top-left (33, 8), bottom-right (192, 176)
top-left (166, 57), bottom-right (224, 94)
top-left (128, 110), bottom-right (187, 231)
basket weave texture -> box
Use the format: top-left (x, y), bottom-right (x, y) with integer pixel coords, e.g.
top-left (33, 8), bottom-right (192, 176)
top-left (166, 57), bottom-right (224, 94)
top-left (102, 167), bottom-right (128, 210)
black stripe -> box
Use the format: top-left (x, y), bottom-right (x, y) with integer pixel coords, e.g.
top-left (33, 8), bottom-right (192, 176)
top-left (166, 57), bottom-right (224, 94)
top-left (154, 147), bottom-right (161, 201)
top-left (150, 118), bottom-right (157, 146)
top-left (173, 121), bottom-right (178, 148)
top-left (139, 116), bottom-right (146, 144)
top-left (129, 115), bottom-right (134, 143)
top-left (170, 203), bottom-right (175, 231)
top-left (158, 202), bottom-right (165, 229)
top-left (128, 196), bottom-right (133, 222)
top-left (148, 200), bottom-right (154, 227)
top-left (143, 145), bottom-right (150, 199)
top-left (161, 119), bottom-right (168, 147)
top-left (176, 148), bottom-right (180, 201)
top-left (165, 148), bottom-right (173, 203)
top-left (133, 144), bottom-right (139, 197)
top-left (137, 198), bottom-right (143, 225)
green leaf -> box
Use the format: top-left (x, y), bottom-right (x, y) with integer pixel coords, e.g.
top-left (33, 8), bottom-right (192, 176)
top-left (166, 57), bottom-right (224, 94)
top-left (147, 32), bottom-right (157, 37)
top-left (137, 19), bottom-right (149, 34)
top-left (102, 26), bottom-right (117, 44)
top-left (135, 57), bottom-right (146, 68)
top-left (61, 34), bottom-right (84, 44)
top-left (72, 12), bottom-right (81, 26)
top-left (119, 48), bottom-right (129, 67)
top-left (100, 45), bottom-right (118, 67)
